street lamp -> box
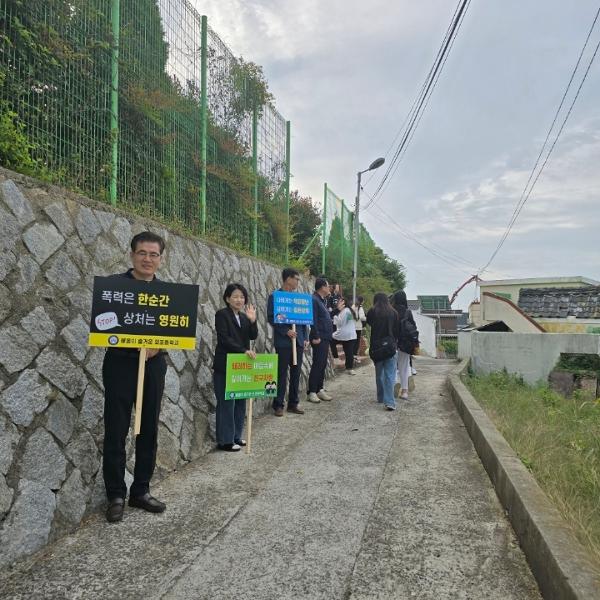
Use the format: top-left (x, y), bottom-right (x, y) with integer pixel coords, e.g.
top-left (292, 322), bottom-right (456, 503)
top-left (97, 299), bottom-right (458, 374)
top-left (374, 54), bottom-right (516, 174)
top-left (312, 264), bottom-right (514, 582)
top-left (352, 157), bottom-right (385, 303)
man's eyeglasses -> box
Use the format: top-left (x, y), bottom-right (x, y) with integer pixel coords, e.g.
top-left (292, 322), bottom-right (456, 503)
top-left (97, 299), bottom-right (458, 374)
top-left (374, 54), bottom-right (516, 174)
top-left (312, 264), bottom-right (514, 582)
top-left (135, 251), bottom-right (161, 259)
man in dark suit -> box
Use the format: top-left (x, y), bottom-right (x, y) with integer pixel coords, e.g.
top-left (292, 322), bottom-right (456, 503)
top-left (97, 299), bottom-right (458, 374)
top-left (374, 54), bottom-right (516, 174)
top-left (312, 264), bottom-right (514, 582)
top-left (267, 267), bottom-right (310, 416)
top-left (307, 278), bottom-right (333, 403)
top-left (103, 231), bottom-right (168, 523)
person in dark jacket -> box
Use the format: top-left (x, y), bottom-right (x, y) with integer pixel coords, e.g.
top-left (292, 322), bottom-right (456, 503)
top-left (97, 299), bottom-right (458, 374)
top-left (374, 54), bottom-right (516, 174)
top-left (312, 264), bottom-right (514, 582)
top-left (267, 268), bottom-right (310, 416)
top-left (103, 231), bottom-right (168, 523)
top-left (307, 277), bottom-right (334, 403)
top-left (326, 283), bottom-right (342, 360)
top-left (213, 283), bottom-right (258, 451)
top-left (390, 290), bottom-right (419, 400)
top-left (366, 292), bottom-right (400, 410)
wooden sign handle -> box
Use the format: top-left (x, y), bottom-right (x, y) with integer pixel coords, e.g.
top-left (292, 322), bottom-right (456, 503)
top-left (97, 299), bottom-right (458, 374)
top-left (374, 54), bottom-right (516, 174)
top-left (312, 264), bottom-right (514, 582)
top-left (291, 324), bottom-right (297, 366)
top-left (134, 348), bottom-right (147, 436)
top-left (246, 397), bottom-right (253, 454)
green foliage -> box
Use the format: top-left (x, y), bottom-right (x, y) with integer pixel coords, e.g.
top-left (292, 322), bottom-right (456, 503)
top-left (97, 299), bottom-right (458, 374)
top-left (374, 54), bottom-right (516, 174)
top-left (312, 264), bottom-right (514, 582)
top-left (556, 353), bottom-right (600, 378)
top-left (0, 103), bottom-right (36, 171)
top-left (439, 338), bottom-right (458, 356)
top-left (464, 370), bottom-right (600, 567)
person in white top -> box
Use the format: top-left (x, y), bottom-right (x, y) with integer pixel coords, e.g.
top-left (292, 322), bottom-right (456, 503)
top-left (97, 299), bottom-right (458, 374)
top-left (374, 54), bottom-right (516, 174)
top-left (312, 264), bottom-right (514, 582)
top-left (333, 298), bottom-right (358, 374)
top-left (352, 296), bottom-right (367, 365)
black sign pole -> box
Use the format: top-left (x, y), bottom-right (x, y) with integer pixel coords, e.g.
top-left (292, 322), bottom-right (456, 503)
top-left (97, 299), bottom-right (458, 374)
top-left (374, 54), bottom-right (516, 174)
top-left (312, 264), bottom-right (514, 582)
top-left (134, 348), bottom-right (147, 436)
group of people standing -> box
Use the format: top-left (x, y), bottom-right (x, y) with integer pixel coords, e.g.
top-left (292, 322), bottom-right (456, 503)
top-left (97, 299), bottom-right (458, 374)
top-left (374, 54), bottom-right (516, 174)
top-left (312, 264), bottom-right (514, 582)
top-left (102, 232), bottom-right (418, 523)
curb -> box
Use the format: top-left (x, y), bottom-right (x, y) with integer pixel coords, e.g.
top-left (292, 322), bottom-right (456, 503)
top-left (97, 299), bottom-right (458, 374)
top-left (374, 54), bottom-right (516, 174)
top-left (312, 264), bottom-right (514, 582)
top-left (448, 359), bottom-right (600, 600)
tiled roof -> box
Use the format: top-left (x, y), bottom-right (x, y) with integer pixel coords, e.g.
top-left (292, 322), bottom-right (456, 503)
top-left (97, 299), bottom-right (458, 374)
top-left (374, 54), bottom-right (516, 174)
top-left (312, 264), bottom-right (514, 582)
top-left (407, 299), bottom-right (420, 310)
top-left (518, 287), bottom-right (600, 319)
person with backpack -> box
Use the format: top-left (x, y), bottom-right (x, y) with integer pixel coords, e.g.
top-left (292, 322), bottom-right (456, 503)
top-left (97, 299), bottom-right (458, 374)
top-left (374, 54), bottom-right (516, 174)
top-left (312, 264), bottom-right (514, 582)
top-left (390, 290), bottom-right (419, 400)
top-left (366, 293), bottom-right (400, 410)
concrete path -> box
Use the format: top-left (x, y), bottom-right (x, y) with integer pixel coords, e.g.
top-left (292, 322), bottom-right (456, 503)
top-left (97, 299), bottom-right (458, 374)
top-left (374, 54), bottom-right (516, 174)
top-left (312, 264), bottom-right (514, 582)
top-left (0, 357), bottom-right (540, 599)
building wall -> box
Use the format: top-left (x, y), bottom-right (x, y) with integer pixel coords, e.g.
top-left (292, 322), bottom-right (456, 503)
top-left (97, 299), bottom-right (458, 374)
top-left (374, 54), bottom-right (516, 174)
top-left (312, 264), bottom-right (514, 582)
top-left (469, 302), bottom-right (482, 327)
top-left (413, 312), bottom-right (436, 357)
top-left (469, 332), bottom-right (600, 385)
top-left (481, 294), bottom-right (544, 333)
top-left (537, 318), bottom-right (600, 334)
top-left (0, 168), bottom-right (324, 567)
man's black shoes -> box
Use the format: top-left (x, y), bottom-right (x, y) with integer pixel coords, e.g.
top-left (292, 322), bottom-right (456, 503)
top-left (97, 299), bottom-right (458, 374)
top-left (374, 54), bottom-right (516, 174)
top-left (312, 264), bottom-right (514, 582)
top-left (128, 493), bottom-right (166, 513)
top-left (106, 497), bottom-right (124, 523)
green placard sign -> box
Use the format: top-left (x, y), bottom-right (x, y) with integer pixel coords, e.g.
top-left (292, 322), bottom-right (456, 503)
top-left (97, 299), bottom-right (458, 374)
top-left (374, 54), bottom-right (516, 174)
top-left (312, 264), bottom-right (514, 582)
top-left (225, 353), bottom-right (279, 400)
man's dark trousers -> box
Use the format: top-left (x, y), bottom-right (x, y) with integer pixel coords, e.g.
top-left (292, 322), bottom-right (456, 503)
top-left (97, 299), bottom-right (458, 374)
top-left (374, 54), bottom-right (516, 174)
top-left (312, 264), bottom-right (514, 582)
top-left (102, 350), bottom-right (166, 500)
top-left (308, 341), bottom-right (329, 394)
top-left (273, 345), bottom-right (304, 410)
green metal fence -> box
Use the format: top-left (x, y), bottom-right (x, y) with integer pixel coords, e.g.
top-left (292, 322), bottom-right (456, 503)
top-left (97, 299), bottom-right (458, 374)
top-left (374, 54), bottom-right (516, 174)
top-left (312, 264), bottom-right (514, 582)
top-left (0, 0), bottom-right (290, 262)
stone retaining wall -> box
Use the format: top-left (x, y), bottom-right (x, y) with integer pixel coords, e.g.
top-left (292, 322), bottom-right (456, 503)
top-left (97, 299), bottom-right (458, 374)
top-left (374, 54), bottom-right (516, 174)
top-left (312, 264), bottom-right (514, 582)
top-left (0, 167), bottom-right (322, 567)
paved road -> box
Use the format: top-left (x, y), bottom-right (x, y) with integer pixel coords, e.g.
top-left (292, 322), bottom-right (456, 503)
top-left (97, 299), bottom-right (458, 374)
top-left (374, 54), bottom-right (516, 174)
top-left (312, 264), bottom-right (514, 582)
top-left (0, 357), bottom-right (540, 599)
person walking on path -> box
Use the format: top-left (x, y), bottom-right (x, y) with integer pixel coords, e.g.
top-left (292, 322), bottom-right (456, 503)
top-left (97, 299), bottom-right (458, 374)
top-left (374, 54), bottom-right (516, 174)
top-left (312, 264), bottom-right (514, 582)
top-left (333, 298), bottom-right (358, 375)
top-left (267, 268), bottom-right (310, 416)
top-left (102, 231), bottom-right (169, 523)
top-left (212, 283), bottom-right (258, 452)
top-left (366, 293), bottom-right (399, 410)
top-left (391, 290), bottom-right (419, 400)
top-left (352, 295), bottom-right (367, 364)
top-left (307, 277), bottom-right (334, 404)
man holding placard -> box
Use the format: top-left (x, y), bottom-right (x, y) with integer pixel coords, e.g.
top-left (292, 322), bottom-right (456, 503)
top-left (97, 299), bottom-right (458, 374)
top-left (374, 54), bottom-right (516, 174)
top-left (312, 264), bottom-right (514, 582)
top-left (307, 277), bottom-right (334, 403)
top-left (267, 268), bottom-right (311, 417)
top-left (99, 232), bottom-right (169, 523)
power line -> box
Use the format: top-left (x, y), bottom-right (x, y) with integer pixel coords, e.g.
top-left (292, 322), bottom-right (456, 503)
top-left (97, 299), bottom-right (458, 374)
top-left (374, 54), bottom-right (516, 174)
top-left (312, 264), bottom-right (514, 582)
top-left (364, 0), bottom-right (471, 210)
top-left (365, 203), bottom-right (476, 276)
top-left (479, 5), bottom-right (600, 275)
top-left (362, 1), bottom-right (465, 191)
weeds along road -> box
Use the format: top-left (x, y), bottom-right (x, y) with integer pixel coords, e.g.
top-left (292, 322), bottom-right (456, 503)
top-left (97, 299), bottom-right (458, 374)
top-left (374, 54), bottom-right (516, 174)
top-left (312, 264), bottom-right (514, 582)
top-left (0, 357), bottom-right (540, 600)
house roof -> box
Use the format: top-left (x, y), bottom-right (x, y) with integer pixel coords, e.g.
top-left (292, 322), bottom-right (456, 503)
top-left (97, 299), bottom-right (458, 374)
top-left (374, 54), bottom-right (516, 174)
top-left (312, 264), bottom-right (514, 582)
top-left (407, 299), bottom-right (421, 311)
top-left (417, 295), bottom-right (451, 311)
top-left (518, 287), bottom-right (600, 319)
top-left (479, 276), bottom-right (600, 288)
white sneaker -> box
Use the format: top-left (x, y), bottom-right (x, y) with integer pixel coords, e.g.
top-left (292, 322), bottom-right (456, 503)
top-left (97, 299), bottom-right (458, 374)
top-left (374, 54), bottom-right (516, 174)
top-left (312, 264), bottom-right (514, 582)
top-left (400, 392), bottom-right (409, 400)
top-left (307, 392), bottom-right (321, 403)
top-left (394, 382), bottom-right (401, 398)
top-left (348, 370), bottom-right (357, 375)
top-left (317, 389), bottom-right (333, 401)
top-left (411, 367), bottom-right (417, 375)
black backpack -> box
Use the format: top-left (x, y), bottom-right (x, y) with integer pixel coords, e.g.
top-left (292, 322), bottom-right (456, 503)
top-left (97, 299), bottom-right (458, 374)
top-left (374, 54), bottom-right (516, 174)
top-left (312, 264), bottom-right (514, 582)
top-left (398, 310), bottom-right (418, 354)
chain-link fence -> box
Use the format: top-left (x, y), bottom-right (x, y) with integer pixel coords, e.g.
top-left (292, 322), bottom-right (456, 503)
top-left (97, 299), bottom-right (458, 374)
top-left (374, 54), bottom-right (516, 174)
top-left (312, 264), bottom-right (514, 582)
top-left (321, 183), bottom-right (354, 275)
top-left (0, 0), bottom-right (289, 261)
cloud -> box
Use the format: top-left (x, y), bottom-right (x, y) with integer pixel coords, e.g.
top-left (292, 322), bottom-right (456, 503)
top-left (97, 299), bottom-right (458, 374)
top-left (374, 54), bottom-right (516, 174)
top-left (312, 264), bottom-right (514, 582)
top-left (412, 119), bottom-right (600, 242)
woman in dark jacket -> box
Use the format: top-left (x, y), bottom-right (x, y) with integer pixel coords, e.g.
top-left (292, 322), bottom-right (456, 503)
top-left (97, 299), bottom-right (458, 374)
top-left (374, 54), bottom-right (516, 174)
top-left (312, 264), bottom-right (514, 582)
top-left (390, 290), bottom-right (419, 400)
top-left (213, 283), bottom-right (258, 451)
top-left (366, 292), bottom-right (400, 410)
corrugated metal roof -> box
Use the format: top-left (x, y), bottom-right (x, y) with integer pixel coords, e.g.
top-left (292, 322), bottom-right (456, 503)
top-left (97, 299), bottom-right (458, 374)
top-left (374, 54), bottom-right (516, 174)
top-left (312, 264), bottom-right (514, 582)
top-left (518, 287), bottom-right (600, 319)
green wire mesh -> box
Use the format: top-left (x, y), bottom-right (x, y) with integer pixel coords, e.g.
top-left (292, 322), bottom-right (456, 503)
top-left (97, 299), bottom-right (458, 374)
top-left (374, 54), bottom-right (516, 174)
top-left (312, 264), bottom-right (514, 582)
top-left (0, 0), bottom-right (289, 260)
top-left (323, 185), bottom-right (353, 273)
top-left (0, 0), bottom-right (113, 198)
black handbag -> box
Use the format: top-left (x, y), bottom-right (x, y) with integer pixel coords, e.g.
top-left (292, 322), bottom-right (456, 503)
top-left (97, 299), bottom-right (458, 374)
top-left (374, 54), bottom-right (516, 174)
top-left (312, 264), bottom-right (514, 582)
top-left (368, 316), bottom-right (397, 363)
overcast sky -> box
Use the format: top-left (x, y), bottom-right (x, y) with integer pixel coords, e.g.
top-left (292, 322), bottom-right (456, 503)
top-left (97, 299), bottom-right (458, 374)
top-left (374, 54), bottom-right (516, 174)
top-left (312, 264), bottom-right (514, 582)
top-left (190, 0), bottom-right (600, 308)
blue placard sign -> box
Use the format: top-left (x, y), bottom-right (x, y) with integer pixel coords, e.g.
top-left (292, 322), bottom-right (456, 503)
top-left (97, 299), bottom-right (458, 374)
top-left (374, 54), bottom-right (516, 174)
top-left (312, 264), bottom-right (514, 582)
top-left (273, 291), bottom-right (314, 325)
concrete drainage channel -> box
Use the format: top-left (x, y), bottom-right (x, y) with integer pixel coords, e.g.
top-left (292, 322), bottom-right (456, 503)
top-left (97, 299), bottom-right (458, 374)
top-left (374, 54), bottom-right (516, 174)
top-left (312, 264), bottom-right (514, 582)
top-left (447, 359), bottom-right (600, 600)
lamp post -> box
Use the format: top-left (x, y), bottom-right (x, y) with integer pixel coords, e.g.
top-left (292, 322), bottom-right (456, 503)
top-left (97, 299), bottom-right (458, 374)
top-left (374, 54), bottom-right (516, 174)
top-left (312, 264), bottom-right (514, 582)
top-left (352, 157), bottom-right (385, 302)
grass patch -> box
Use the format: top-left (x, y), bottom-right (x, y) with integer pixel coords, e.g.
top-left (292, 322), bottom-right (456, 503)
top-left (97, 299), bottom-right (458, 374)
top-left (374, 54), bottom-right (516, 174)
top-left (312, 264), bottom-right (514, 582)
top-left (463, 369), bottom-right (600, 566)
